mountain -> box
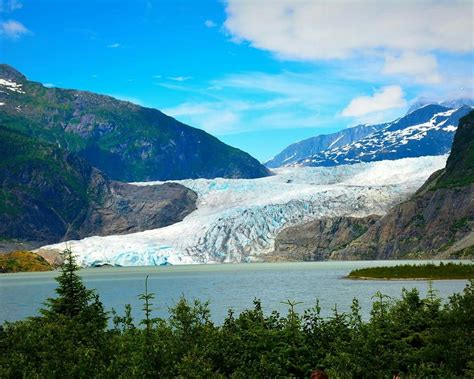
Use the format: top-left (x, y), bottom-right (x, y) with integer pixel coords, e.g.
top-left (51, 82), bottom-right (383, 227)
top-left (293, 104), bottom-right (472, 167)
top-left (37, 156), bottom-right (446, 266)
top-left (0, 64), bottom-right (269, 181)
top-left (0, 126), bottom-right (197, 248)
top-left (269, 103), bottom-right (472, 168)
top-left (267, 215), bottom-right (380, 261)
top-left (331, 110), bottom-right (474, 260)
top-left (265, 123), bottom-right (384, 168)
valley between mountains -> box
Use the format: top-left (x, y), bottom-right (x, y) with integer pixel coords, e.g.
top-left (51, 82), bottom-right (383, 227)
top-left (1, 65), bottom-right (473, 267)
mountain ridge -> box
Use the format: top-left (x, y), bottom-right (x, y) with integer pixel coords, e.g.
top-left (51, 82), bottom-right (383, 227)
top-left (268, 102), bottom-right (472, 169)
top-left (0, 64), bottom-right (270, 181)
top-left (265, 122), bottom-right (385, 168)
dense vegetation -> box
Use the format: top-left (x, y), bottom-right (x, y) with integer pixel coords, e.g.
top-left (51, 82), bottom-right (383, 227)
top-left (0, 125), bottom-right (103, 243)
top-left (348, 262), bottom-right (474, 280)
top-left (1, 251), bottom-right (473, 378)
top-left (434, 110), bottom-right (474, 189)
top-left (0, 251), bottom-right (53, 273)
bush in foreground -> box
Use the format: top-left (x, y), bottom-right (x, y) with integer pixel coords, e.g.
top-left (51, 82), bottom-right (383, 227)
top-left (0, 251), bottom-right (473, 378)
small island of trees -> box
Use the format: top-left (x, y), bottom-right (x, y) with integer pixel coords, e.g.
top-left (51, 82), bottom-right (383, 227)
top-left (348, 262), bottom-right (474, 280)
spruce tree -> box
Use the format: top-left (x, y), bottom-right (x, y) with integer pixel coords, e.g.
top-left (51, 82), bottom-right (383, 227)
top-left (40, 248), bottom-right (107, 328)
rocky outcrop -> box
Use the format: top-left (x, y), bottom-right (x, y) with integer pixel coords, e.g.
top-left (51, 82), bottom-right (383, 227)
top-left (0, 126), bottom-right (197, 248)
top-left (0, 64), bottom-right (270, 181)
top-left (66, 178), bottom-right (197, 240)
top-left (268, 215), bottom-right (380, 261)
top-left (331, 110), bottom-right (474, 260)
top-left (330, 185), bottom-right (474, 259)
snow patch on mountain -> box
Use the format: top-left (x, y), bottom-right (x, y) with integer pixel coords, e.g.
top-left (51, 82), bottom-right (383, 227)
top-left (293, 105), bottom-right (472, 167)
top-left (0, 79), bottom-right (25, 94)
top-left (38, 156), bottom-right (447, 267)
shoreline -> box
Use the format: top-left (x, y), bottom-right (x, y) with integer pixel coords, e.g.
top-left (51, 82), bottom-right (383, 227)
top-left (346, 276), bottom-right (472, 281)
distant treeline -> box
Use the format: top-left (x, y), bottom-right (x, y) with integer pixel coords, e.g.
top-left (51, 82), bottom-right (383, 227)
top-left (348, 262), bottom-right (474, 280)
top-left (0, 250), bottom-right (472, 378)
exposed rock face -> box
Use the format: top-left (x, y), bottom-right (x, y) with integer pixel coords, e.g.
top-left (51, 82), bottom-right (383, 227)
top-left (0, 64), bottom-right (270, 181)
top-left (67, 179), bottom-right (197, 240)
top-left (269, 215), bottom-right (380, 261)
top-left (331, 110), bottom-right (474, 260)
top-left (330, 185), bottom-right (474, 259)
top-left (0, 126), bottom-right (197, 247)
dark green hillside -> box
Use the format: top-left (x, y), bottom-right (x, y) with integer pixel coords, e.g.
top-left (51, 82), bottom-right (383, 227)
top-left (435, 111), bottom-right (474, 188)
top-left (0, 64), bottom-right (270, 181)
top-left (0, 126), bottom-right (97, 244)
top-left (0, 126), bottom-right (197, 245)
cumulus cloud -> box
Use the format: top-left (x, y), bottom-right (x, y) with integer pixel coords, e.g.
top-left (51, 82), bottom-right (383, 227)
top-left (0, 19), bottom-right (30, 39)
top-left (204, 19), bottom-right (217, 28)
top-left (342, 85), bottom-right (407, 118)
top-left (225, 0), bottom-right (473, 60)
top-left (383, 52), bottom-right (441, 84)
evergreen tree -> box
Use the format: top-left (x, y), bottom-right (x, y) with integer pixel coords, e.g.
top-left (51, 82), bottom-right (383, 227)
top-left (40, 248), bottom-right (107, 328)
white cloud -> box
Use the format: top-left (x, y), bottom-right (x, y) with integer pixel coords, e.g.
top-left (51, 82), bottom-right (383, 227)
top-left (224, 0), bottom-right (473, 60)
top-left (43, 83), bottom-right (55, 88)
top-left (0, 0), bottom-right (23, 12)
top-left (0, 19), bottom-right (30, 39)
top-left (342, 85), bottom-right (407, 118)
top-left (107, 42), bottom-right (120, 48)
top-left (217, 71), bottom-right (342, 107)
top-left (167, 76), bottom-right (192, 82)
top-left (204, 19), bottom-right (217, 28)
top-left (383, 52), bottom-right (441, 84)
top-left (163, 102), bottom-right (240, 134)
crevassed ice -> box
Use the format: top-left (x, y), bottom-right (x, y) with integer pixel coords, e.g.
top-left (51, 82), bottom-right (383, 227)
top-left (39, 156), bottom-right (447, 267)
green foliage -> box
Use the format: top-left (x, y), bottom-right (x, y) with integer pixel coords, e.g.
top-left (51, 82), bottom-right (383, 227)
top-left (433, 110), bottom-right (474, 189)
top-left (348, 262), bottom-right (474, 279)
top-left (40, 248), bottom-right (107, 326)
top-left (0, 252), bottom-right (473, 378)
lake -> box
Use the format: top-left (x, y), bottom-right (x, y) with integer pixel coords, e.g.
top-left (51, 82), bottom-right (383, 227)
top-left (0, 260), bottom-right (469, 324)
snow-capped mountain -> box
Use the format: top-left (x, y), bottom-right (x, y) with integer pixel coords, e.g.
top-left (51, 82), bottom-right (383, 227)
top-left (268, 102), bottom-right (472, 169)
top-left (292, 104), bottom-right (472, 167)
top-left (37, 156), bottom-right (446, 267)
top-left (265, 123), bottom-right (384, 168)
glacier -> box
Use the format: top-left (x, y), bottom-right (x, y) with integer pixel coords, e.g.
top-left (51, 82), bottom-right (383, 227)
top-left (38, 156), bottom-right (447, 267)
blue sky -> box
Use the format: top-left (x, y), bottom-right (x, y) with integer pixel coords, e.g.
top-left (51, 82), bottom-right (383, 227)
top-left (1, 0), bottom-right (473, 161)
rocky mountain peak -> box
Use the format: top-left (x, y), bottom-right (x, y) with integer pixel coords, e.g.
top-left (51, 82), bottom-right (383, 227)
top-left (0, 64), bottom-right (26, 82)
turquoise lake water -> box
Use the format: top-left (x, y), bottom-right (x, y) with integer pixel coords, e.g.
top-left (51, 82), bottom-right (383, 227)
top-left (0, 260), bottom-right (469, 324)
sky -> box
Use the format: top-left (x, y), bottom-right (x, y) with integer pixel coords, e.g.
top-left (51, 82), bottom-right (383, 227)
top-left (1, 0), bottom-right (473, 162)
